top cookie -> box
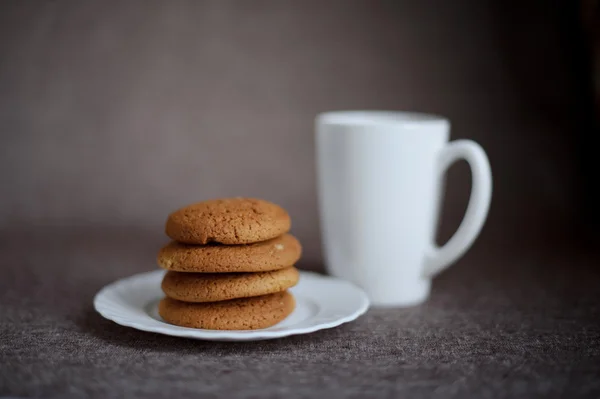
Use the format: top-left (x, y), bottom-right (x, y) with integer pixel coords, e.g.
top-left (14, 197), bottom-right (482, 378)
top-left (165, 198), bottom-right (291, 245)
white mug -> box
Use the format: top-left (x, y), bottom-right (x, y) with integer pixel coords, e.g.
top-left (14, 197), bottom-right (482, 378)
top-left (315, 111), bottom-right (492, 307)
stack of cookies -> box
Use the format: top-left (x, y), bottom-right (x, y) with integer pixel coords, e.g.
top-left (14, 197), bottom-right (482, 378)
top-left (156, 198), bottom-right (301, 330)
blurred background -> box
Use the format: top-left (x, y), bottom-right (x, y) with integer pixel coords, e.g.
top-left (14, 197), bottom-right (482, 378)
top-left (0, 0), bottom-right (597, 270)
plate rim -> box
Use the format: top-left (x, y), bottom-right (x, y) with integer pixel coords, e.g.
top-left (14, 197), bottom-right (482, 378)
top-left (94, 269), bottom-right (370, 341)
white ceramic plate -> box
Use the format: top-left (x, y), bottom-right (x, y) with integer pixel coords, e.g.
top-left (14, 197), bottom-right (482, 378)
top-left (94, 270), bottom-right (369, 341)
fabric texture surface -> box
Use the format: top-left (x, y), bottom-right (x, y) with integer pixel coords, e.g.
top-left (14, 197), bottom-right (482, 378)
top-left (1, 229), bottom-right (599, 398)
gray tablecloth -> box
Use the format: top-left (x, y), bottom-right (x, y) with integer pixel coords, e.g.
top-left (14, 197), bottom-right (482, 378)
top-left (1, 229), bottom-right (599, 398)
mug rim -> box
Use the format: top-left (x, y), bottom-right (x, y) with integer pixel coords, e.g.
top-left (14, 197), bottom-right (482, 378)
top-left (316, 110), bottom-right (450, 128)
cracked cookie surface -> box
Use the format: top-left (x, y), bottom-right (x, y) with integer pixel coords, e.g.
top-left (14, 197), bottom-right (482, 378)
top-left (165, 198), bottom-right (291, 245)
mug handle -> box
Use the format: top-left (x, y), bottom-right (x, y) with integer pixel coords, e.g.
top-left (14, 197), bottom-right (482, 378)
top-left (422, 139), bottom-right (492, 278)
